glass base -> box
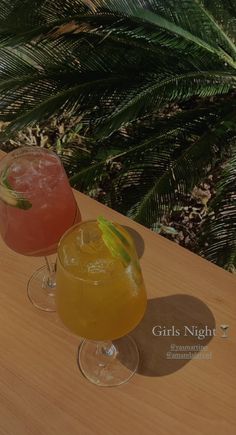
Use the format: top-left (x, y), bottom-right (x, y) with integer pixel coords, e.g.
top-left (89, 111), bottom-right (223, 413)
top-left (77, 336), bottom-right (139, 387)
top-left (27, 264), bottom-right (56, 312)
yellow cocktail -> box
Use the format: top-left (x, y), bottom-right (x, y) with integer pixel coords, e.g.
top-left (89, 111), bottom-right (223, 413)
top-left (56, 218), bottom-right (147, 386)
top-left (56, 220), bottom-right (146, 341)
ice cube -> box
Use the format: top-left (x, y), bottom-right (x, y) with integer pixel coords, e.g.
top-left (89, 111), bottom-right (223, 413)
top-left (62, 245), bottom-right (80, 267)
top-left (37, 156), bottom-right (60, 178)
top-left (87, 259), bottom-right (115, 274)
top-left (125, 263), bottom-right (140, 295)
top-left (38, 178), bottom-right (48, 189)
top-left (76, 230), bottom-right (85, 248)
top-left (9, 159), bottom-right (30, 178)
top-left (76, 226), bottom-right (104, 254)
top-left (40, 204), bottom-right (49, 210)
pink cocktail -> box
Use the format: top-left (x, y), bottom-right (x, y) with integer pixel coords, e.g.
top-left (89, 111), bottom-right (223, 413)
top-left (0, 146), bottom-right (81, 311)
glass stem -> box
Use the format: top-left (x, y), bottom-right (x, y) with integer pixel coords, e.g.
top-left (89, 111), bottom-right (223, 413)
top-left (44, 256), bottom-right (56, 288)
top-left (95, 341), bottom-right (117, 367)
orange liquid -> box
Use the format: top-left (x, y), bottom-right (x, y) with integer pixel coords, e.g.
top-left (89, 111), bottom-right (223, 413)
top-left (56, 221), bottom-right (147, 341)
top-left (0, 148), bottom-right (80, 256)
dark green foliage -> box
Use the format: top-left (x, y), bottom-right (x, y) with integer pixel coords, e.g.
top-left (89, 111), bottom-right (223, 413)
top-left (199, 144), bottom-right (236, 272)
top-left (0, 0), bottom-right (235, 270)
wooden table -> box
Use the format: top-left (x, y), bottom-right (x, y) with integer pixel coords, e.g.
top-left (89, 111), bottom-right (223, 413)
top-left (0, 150), bottom-right (235, 435)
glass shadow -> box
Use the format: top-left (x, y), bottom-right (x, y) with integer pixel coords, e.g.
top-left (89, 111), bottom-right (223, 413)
top-left (128, 294), bottom-right (216, 376)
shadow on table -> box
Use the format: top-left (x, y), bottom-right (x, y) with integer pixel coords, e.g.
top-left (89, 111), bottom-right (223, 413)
top-left (129, 294), bottom-right (216, 376)
top-left (123, 225), bottom-right (145, 259)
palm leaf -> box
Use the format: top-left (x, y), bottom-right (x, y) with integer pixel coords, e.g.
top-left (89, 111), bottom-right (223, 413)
top-left (0, 0), bottom-right (236, 137)
top-left (2, 34), bottom-right (234, 134)
top-left (0, 71), bottom-right (131, 134)
top-left (201, 0), bottom-right (236, 43)
top-left (95, 71), bottom-right (236, 137)
top-left (70, 100), bottom-right (230, 190)
top-left (0, 0), bottom-right (235, 66)
top-left (0, 0), bottom-right (235, 273)
top-left (68, 102), bottom-right (236, 225)
top-left (96, 0), bottom-right (236, 65)
top-left (70, 127), bottom-right (181, 190)
top-left (199, 143), bottom-right (236, 271)
top-left (107, 105), bottom-right (236, 226)
top-left (194, 0), bottom-right (236, 59)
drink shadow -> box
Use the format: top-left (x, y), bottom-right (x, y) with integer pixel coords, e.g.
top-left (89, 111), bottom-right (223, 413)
top-left (123, 225), bottom-right (145, 259)
top-left (116, 294), bottom-right (216, 377)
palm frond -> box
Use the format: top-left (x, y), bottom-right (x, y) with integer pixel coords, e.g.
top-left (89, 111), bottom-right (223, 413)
top-left (95, 71), bottom-right (236, 137)
top-left (199, 143), bottom-right (236, 271)
top-left (0, 71), bottom-right (132, 134)
top-left (2, 33), bottom-right (234, 135)
top-left (0, 0), bottom-right (235, 68)
top-left (0, 1), bottom-right (236, 274)
top-left (94, 0), bottom-right (236, 66)
top-left (68, 102), bottom-right (236, 231)
top-left (194, 0), bottom-right (236, 59)
top-left (201, 0), bottom-right (236, 44)
top-left (107, 104), bottom-right (236, 227)
top-left (69, 99), bottom-right (231, 186)
top-left (70, 127), bottom-right (180, 190)
top-left (0, 0), bottom-right (235, 137)
top-left (0, 0), bottom-right (19, 19)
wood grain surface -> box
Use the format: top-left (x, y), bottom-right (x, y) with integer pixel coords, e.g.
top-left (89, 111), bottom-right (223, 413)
top-left (0, 150), bottom-right (235, 435)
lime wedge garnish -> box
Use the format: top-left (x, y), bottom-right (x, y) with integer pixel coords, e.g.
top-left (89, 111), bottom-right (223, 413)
top-left (0, 167), bottom-right (32, 210)
top-left (97, 216), bottom-right (131, 266)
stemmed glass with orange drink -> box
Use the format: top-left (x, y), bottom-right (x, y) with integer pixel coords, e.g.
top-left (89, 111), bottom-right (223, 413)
top-left (56, 217), bottom-right (147, 386)
top-left (0, 146), bottom-right (80, 311)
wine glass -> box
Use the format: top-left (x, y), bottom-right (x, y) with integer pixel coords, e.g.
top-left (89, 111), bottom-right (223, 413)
top-left (0, 146), bottom-right (81, 311)
top-left (56, 218), bottom-right (147, 386)
top-left (220, 324), bottom-right (229, 338)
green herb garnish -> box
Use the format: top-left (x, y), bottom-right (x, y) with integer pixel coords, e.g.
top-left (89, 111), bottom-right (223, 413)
top-left (97, 216), bottom-right (131, 266)
top-left (0, 167), bottom-right (32, 210)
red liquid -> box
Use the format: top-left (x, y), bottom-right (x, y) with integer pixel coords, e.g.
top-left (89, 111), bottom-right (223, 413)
top-left (0, 149), bottom-right (81, 256)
